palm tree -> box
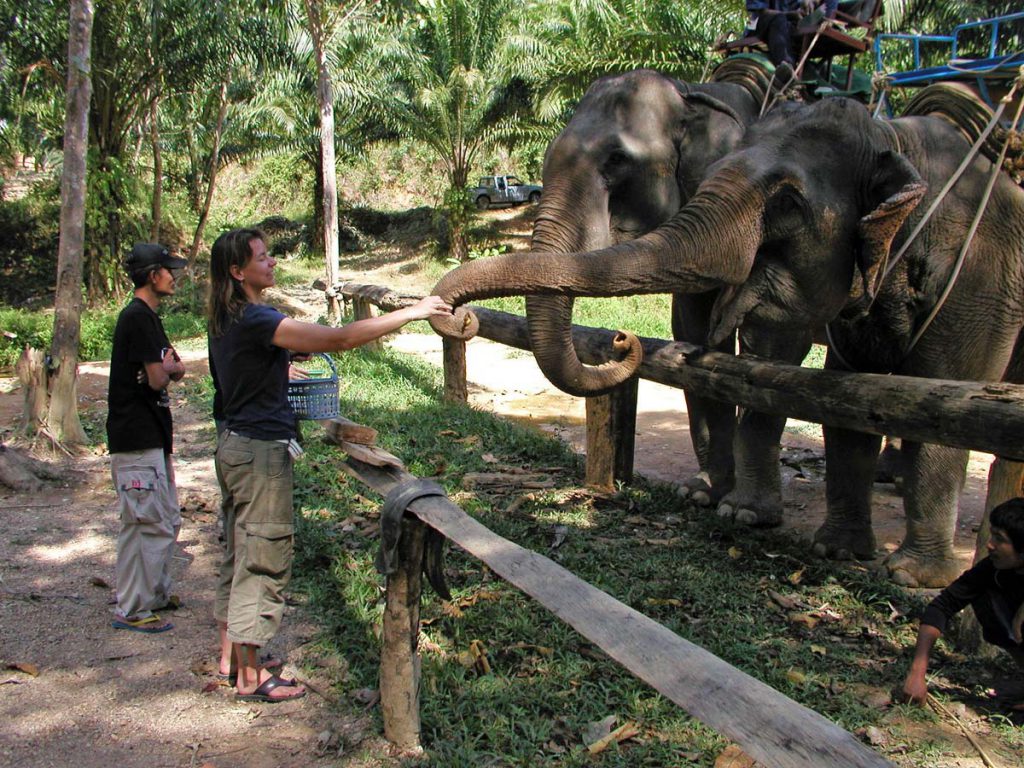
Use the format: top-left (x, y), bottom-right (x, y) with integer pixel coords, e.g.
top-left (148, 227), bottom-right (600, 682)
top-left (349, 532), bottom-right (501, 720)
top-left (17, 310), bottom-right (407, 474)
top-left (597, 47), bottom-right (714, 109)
top-left (375, 0), bottom-right (547, 262)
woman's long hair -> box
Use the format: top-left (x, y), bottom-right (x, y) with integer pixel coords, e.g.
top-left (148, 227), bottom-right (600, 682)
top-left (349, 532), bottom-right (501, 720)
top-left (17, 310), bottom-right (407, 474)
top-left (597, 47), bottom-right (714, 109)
top-left (207, 228), bottom-right (265, 337)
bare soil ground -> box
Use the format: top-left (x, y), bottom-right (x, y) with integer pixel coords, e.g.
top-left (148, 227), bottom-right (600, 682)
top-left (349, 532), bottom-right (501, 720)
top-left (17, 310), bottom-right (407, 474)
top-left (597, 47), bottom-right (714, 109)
top-left (0, 206), bottom-right (1010, 767)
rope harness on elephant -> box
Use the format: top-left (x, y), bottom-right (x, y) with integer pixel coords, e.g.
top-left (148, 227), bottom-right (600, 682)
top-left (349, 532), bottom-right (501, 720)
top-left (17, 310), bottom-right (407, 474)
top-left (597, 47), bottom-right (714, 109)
top-left (827, 71), bottom-right (1024, 372)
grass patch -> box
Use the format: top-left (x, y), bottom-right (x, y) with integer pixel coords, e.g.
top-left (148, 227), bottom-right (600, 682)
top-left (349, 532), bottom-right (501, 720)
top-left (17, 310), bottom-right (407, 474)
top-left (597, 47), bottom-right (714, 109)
top-left (287, 347), bottom-right (1022, 766)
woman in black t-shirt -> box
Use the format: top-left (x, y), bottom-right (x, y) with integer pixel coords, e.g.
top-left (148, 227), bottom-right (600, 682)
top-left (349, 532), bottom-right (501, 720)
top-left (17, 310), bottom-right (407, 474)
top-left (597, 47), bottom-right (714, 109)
top-left (207, 228), bottom-right (451, 703)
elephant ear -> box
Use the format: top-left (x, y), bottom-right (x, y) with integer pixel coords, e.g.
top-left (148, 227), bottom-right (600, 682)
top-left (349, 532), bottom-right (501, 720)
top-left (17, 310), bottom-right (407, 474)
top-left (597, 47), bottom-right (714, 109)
top-left (847, 151), bottom-right (927, 317)
top-left (675, 93), bottom-right (747, 194)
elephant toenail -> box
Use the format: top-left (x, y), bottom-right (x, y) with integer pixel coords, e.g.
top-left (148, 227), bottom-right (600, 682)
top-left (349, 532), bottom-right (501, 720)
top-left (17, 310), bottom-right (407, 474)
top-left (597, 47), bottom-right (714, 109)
top-left (692, 491), bottom-right (712, 507)
top-left (716, 503), bottom-right (735, 520)
top-left (735, 509), bottom-right (758, 525)
top-left (812, 542), bottom-right (828, 558)
top-left (889, 569), bottom-right (917, 587)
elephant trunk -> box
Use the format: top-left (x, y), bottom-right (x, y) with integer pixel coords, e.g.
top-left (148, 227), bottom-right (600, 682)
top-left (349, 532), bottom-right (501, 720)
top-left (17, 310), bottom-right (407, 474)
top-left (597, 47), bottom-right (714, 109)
top-left (431, 174), bottom-right (760, 307)
top-left (429, 171), bottom-right (764, 394)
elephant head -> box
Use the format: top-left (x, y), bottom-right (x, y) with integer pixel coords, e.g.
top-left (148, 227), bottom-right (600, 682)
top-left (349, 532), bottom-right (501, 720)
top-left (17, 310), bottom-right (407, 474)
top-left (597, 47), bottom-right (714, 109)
top-left (430, 68), bottom-right (762, 395)
top-left (432, 97), bottom-right (927, 392)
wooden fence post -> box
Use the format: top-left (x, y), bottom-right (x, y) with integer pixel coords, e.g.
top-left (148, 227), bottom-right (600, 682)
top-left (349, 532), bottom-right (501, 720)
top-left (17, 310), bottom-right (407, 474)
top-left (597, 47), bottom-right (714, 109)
top-left (379, 515), bottom-right (426, 753)
top-left (353, 298), bottom-right (383, 352)
top-left (442, 338), bottom-right (468, 403)
top-left (584, 377), bottom-right (639, 491)
top-left (15, 346), bottom-right (49, 435)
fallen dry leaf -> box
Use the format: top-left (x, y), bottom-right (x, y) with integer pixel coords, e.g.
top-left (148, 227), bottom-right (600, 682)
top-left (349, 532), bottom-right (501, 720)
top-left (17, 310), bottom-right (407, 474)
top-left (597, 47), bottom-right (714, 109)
top-left (201, 681), bottom-right (220, 694)
top-left (810, 644), bottom-right (827, 656)
top-left (644, 598), bottom-right (684, 607)
top-left (787, 611), bottom-right (819, 629)
top-left (582, 714), bottom-right (617, 746)
top-left (644, 537), bottom-right (683, 546)
top-left (88, 576), bottom-right (110, 589)
top-left (480, 452), bottom-right (499, 464)
top-left (787, 567), bottom-right (805, 585)
top-left (786, 668), bottom-right (808, 686)
top-left (767, 590), bottom-right (801, 611)
top-left (714, 743), bottom-right (759, 767)
top-left (5, 662), bottom-right (39, 677)
top-left (727, 546), bottom-right (742, 559)
top-left (585, 719), bottom-right (639, 755)
top-left (504, 642), bottom-right (553, 657)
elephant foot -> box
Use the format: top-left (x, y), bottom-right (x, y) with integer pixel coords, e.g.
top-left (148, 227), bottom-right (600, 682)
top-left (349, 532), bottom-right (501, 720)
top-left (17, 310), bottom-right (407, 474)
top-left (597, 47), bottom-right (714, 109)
top-left (812, 521), bottom-right (876, 561)
top-left (883, 548), bottom-right (963, 588)
top-left (679, 472), bottom-right (716, 508)
top-left (715, 493), bottom-right (782, 527)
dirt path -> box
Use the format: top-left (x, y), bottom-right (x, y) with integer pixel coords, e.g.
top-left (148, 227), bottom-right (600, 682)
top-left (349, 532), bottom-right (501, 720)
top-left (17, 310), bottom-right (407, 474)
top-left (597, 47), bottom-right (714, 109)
top-left (0, 351), bottom-right (386, 768)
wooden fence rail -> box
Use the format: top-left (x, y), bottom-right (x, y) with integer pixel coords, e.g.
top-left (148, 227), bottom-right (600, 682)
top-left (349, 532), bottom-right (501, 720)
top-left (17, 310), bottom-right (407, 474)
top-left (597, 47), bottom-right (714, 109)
top-left (337, 282), bottom-right (1024, 464)
top-left (334, 449), bottom-right (893, 768)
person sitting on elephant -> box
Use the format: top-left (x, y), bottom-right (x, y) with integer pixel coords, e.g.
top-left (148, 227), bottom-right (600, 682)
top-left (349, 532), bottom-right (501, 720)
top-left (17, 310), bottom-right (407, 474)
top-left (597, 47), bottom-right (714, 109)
top-left (746, 0), bottom-right (838, 78)
top-left (900, 498), bottom-right (1024, 708)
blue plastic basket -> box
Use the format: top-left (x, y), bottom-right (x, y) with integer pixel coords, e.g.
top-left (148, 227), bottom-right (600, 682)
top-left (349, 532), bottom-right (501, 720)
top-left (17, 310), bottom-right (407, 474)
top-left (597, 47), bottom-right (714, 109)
top-left (287, 352), bottom-right (339, 420)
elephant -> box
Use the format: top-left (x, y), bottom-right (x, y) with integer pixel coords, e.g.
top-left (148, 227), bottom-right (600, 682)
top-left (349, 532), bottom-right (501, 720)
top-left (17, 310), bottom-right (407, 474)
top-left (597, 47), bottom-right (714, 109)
top-left (432, 63), bottom-right (772, 506)
top-left (430, 95), bottom-right (1024, 588)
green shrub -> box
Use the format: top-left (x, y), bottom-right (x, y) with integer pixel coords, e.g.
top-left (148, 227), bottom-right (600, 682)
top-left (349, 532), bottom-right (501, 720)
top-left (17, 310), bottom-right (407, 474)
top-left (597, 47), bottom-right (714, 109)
top-left (0, 190), bottom-right (60, 307)
top-left (0, 304), bottom-right (206, 370)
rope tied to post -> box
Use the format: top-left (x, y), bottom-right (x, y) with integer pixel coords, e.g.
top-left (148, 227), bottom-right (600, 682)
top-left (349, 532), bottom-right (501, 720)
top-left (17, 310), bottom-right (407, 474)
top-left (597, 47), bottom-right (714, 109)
top-left (376, 478), bottom-right (452, 600)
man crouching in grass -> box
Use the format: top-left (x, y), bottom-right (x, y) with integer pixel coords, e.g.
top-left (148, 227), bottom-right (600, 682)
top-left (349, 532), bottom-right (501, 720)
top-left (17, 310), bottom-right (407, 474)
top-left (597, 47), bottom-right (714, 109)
top-left (900, 497), bottom-right (1024, 709)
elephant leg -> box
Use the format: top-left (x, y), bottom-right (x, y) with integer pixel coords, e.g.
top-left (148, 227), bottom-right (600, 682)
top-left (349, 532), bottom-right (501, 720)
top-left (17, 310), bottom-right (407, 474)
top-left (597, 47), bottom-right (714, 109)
top-left (814, 426), bottom-right (882, 560)
top-left (715, 327), bottom-right (812, 526)
top-left (716, 410), bottom-right (788, 526)
top-left (884, 441), bottom-right (967, 588)
top-left (673, 292), bottom-right (736, 506)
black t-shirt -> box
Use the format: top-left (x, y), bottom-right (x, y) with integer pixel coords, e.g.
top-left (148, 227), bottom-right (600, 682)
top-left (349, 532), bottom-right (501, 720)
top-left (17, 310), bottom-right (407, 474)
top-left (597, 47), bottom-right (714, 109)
top-left (921, 557), bottom-right (1024, 644)
top-left (106, 297), bottom-right (173, 454)
top-left (209, 303), bottom-right (296, 441)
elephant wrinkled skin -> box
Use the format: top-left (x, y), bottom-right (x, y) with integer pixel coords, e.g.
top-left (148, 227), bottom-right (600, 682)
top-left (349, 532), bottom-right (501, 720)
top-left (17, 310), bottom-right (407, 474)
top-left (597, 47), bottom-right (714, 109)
top-left (433, 96), bottom-right (1024, 588)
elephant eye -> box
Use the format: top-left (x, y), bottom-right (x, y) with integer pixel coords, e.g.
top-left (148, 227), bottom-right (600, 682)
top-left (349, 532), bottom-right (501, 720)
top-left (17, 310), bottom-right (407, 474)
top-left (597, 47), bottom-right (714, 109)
top-left (764, 186), bottom-right (808, 230)
top-left (604, 149), bottom-right (630, 173)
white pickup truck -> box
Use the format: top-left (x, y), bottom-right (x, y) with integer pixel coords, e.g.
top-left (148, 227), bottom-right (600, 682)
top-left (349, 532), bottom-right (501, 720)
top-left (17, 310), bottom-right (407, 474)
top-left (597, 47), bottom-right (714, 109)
top-left (468, 174), bottom-right (542, 210)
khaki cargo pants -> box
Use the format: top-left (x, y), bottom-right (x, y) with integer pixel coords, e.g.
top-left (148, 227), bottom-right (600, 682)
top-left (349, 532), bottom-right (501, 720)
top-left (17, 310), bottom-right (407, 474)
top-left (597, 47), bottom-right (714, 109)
top-left (214, 432), bottom-right (294, 647)
top-left (111, 448), bottom-right (181, 620)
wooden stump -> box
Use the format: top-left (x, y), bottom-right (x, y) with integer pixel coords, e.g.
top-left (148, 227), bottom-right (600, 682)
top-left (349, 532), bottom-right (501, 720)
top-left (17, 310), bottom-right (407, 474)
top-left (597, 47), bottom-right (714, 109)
top-left (15, 346), bottom-right (48, 435)
top-left (584, 378), bottom-right (639, 491)
top-left (379, 515), bottom-right (426, 753)
top-left (353, 298), bottom-right (383, 352)
top-left (0, 442), bottom-right (61, 491)
top-left (442, 338), bottom-right (468, 403)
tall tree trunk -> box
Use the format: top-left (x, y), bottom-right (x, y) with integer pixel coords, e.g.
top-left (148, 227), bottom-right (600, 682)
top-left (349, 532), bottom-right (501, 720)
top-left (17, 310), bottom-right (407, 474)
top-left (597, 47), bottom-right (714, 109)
top-left (305, 0), bottom-right (341, 322)
top-left (188, 80), bottom-right (229, 264)
top-left (48, 0), bottom-right (94, 445)
top-left (150, 97), bottom-right (162, 241)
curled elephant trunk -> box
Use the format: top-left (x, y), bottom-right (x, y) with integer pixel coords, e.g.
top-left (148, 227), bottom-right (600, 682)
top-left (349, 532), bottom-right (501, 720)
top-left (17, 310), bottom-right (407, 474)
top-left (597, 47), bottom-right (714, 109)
top-left (525, 294), bottom-right (643, 396)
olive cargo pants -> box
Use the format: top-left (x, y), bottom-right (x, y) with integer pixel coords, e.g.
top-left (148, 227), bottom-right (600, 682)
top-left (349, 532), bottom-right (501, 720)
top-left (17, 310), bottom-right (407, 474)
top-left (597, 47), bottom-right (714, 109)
top-left (214, 432), bottom-right (294, 647)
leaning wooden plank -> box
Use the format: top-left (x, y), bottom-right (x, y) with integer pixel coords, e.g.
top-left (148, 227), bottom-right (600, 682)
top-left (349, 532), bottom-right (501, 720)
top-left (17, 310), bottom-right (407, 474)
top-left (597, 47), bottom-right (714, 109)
top-left (467, 305), bottom-right (1024, 461)
top-left (322, 416), bottom-right (379, 446)
top-left (342, 458), bottom-right (893, 768)
top-left (336, 440), bottom-right (405, 469)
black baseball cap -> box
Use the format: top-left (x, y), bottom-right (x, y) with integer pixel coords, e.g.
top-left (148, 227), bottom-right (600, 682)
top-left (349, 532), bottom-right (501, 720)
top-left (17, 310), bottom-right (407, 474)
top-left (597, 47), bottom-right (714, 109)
top-left (124, 242), bottom-right (187, 278)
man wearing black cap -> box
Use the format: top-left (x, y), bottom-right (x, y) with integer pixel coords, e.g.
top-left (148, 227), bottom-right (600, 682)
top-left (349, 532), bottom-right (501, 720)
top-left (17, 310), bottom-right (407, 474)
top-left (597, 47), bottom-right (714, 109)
top-left (106, 243), bottom-right (188, 634)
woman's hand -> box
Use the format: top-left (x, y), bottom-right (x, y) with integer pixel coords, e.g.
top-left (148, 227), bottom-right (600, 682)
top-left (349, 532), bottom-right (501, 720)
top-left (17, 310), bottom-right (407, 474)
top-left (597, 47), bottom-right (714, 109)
top-left (405, 295), bottom-right (453, 321)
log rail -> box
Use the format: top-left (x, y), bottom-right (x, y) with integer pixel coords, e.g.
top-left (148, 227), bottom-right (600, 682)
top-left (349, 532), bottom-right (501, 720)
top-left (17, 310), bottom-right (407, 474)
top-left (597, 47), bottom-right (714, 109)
top-left (336, 281), bottom-right (1024, 464)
